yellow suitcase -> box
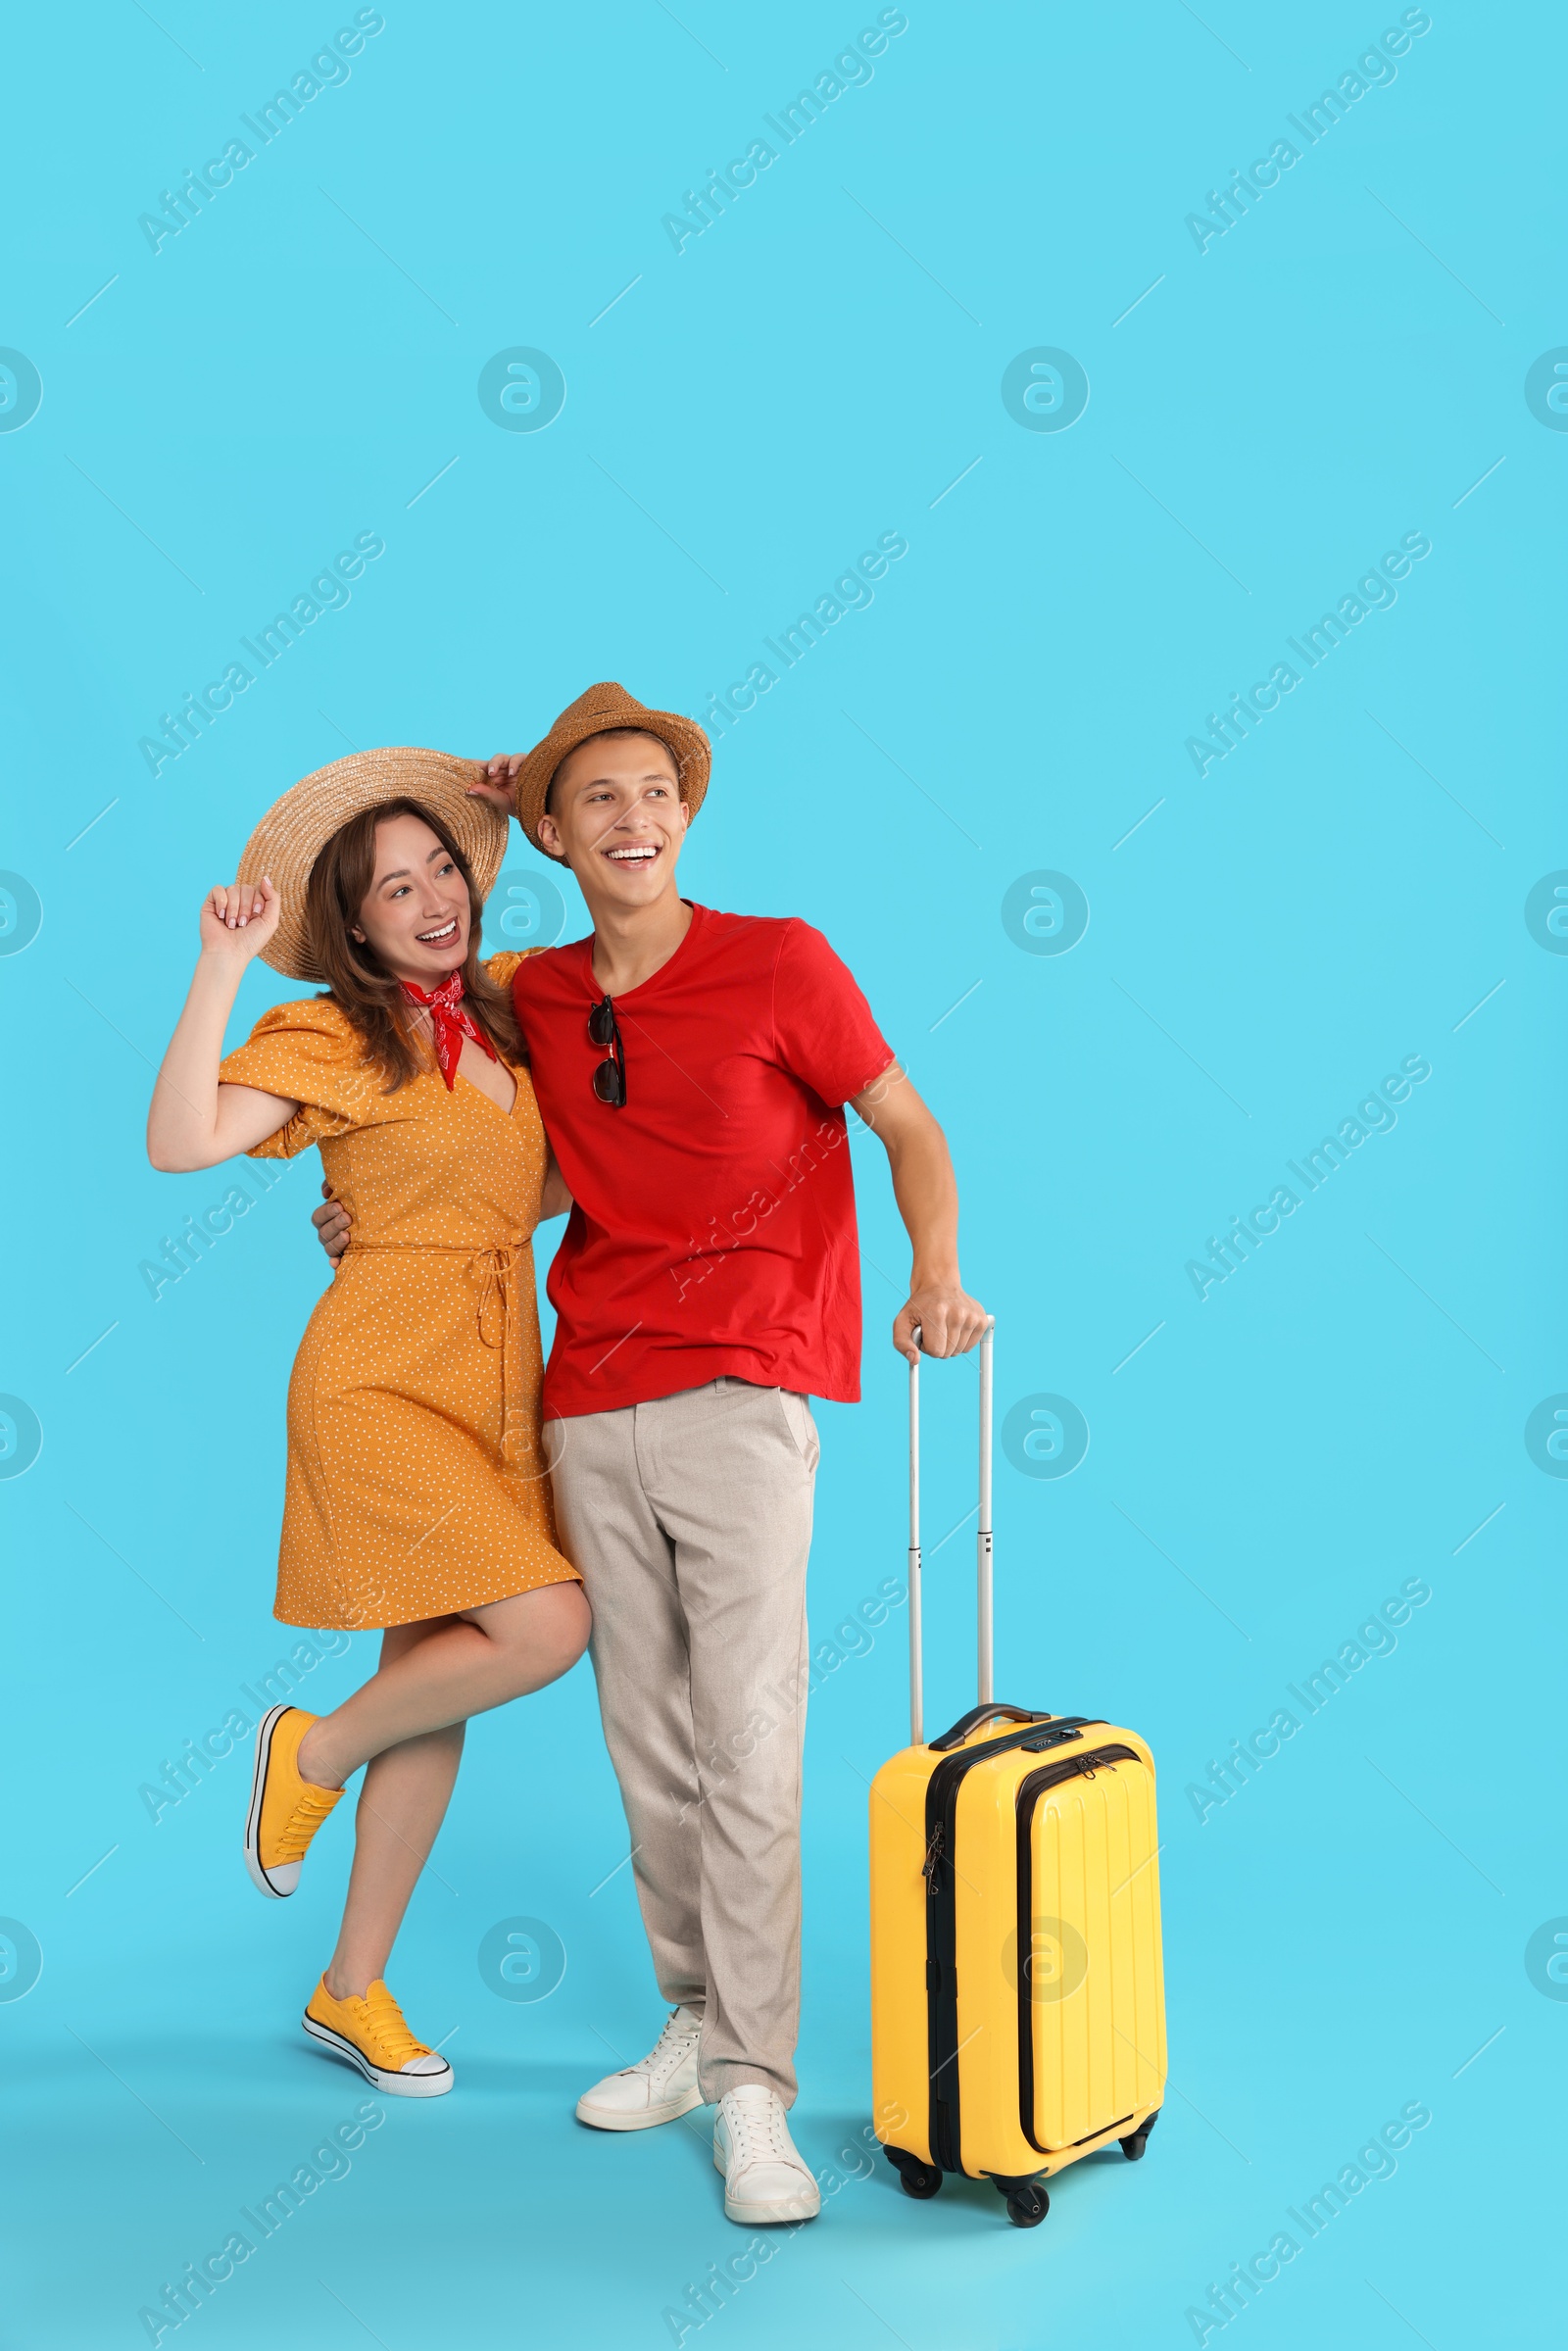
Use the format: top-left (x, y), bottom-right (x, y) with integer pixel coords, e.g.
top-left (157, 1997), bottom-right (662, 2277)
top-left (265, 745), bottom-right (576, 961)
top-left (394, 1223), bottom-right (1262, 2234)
top-left (869, 1321), bottom-right (1167, 2227)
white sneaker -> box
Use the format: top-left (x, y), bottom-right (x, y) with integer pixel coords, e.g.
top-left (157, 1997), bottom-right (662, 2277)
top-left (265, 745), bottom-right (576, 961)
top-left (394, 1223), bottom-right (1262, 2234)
top-left (575, 2005), bottom-right (704, 2131)
top-left (713, 2085), bottom-right (821, 2225)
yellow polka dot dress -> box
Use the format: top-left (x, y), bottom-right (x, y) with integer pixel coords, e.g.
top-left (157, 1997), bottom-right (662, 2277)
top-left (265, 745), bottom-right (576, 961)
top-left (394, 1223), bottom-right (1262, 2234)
top-left (218, 953), bottom-right (577, 1630)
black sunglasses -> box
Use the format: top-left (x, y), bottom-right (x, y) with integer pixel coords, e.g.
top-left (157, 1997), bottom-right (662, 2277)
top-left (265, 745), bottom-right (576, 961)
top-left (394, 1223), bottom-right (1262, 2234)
top-left (588, 994), bottom-right (626, 1108)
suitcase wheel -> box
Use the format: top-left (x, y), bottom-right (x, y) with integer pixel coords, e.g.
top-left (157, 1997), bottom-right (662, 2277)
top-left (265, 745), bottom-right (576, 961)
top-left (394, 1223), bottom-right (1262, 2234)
top-left (885, 2147), bottom-right (943, 2200)
top-left (1003, 2182), bottom-right (1049, 2228)
top-left (1119, 2107), bottom-right (1160, 2162)
top-left (898, 2162), bottom-right (943, 2201)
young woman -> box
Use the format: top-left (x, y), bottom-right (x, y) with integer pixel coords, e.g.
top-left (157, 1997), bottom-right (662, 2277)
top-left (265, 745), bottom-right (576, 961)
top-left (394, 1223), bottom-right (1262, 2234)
top-left (147, 748), bottom-right (589, 2097)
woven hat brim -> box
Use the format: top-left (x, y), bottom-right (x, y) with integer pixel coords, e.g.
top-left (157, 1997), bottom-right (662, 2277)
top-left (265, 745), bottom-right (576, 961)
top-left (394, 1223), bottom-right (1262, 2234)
top-left (513, 690), bottom-right (710, 858)
top-left (235, 748), bottom-right (511, 982)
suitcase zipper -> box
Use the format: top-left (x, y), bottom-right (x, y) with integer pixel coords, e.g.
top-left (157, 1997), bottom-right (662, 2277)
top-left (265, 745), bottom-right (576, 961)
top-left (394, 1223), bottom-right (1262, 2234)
top-left (922, 1717), bottom-right (1102, 2173)
top-left (1012, 1743), bottom-right (1142, 2155)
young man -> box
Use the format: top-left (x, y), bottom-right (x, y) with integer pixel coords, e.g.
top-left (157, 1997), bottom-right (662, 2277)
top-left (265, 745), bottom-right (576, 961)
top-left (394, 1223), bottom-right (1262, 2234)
top-left (316, 684), bottom-right (986, 2224)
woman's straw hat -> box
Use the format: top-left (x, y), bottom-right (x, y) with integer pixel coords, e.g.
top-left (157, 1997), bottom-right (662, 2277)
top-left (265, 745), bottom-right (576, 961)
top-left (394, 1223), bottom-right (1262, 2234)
top-left (236, 747), bottom-right (511, 982)
top-left (511, 682), bottom-right (710, 858)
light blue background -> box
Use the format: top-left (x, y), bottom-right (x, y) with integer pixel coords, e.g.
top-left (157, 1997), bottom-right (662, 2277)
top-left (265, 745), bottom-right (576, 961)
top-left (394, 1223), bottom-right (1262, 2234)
top-left (2, 4), bottom-right (1559, 2345)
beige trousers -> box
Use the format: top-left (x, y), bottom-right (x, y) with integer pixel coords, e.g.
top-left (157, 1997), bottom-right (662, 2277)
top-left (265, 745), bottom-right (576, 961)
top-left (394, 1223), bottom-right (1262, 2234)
top-left (550, 1376), bottom-right (818, 2104)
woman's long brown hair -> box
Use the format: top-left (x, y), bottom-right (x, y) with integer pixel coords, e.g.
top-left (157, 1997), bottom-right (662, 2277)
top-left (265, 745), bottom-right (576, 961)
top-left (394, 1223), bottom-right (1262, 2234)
top-left (304, 797), bottom-right (523, 1091)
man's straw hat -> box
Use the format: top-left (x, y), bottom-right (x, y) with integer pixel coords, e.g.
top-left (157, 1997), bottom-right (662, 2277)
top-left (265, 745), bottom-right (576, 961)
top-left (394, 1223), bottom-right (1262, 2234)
top-left (236, 747), bottom-right (511, 982)
top-left (511, 682), bottom-right (710, 859)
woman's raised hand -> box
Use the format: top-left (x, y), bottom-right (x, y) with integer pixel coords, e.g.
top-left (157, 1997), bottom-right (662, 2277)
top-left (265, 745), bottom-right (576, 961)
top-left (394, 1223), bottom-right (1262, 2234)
top-left (201, 875), bottom-right (281, 961)
top-left (149, 874), bottom-right (295, 1172)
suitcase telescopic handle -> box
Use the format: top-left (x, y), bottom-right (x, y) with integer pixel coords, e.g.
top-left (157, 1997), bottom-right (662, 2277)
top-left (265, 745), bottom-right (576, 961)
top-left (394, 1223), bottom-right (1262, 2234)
top-left (907, 1314), bottom-right (995, 1746)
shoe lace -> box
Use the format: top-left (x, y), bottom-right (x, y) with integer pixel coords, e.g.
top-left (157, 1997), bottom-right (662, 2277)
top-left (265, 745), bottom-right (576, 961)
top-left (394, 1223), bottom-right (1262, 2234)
top-left (726, 2091), bottom-right (789, 2167)
top-left (632, 2009), bottom-right (700, 2084)
top-left (274, 1783), bottom-right (340, 1864)
top-left (359, 1983), bottom-right (432, 2070)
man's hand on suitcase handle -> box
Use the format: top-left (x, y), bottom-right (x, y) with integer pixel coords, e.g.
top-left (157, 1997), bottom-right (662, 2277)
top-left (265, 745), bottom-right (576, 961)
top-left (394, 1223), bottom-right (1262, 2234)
top-left (895, 1286), bottom-right (990, 1362)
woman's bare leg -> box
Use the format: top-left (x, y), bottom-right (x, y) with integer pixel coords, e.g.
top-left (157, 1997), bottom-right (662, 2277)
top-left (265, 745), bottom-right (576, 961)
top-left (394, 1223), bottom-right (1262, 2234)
top-left (313, 1623), bottom-right (464, 1998)
top-left (297, 1580), bottom-right (589, 1792)
top-left (312, 1588), bottom-right (588, 1997)
top-left (326, 1732), bottom-right (466, 1996)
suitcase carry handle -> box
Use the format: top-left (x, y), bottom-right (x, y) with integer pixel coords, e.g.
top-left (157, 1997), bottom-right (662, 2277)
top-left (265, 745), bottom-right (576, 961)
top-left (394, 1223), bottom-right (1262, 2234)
top-left (907, 1314), bottom-right (995, 1746)
top-left (927, 1701), bottom-right (1043, 1752)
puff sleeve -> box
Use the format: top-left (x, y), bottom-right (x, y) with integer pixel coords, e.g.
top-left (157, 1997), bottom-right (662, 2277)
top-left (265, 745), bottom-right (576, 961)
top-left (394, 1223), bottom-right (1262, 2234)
top-left (218, 998), bottom-right (378, 1159)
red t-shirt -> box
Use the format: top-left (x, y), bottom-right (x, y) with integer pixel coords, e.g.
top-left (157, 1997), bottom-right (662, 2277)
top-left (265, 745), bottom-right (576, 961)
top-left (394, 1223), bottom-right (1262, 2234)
top-left (512, 905), bottom-right (894, 1417)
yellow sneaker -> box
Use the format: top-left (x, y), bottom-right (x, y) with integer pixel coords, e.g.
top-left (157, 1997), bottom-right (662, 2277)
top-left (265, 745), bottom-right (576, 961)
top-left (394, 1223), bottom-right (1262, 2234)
top-left (244, 1705), bottom-right (343, 1898)
top-left (303, 1977), bottom-right (454, 2097)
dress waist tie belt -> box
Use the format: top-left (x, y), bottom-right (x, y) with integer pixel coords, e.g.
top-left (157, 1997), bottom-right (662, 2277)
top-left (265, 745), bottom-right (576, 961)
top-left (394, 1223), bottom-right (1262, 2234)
top-left (341, 1241), bottom-right (541, 1484)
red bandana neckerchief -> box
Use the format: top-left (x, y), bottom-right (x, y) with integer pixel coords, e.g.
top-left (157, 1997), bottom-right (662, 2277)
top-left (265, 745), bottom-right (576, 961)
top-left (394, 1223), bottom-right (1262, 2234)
top-left (401, 968), bottom-right (498, 1090)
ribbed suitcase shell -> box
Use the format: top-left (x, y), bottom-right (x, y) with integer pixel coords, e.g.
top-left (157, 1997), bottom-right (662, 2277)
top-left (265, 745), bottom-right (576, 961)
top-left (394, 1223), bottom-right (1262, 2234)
top-left (870, 1713), bottom-right (1166, 2181)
